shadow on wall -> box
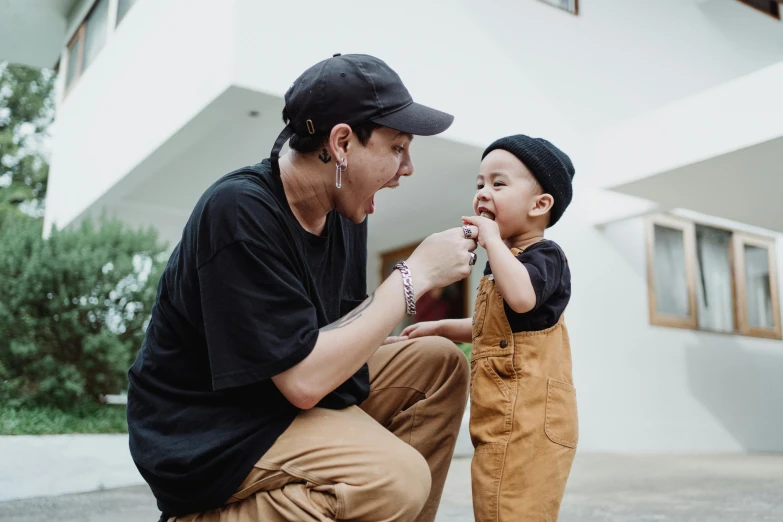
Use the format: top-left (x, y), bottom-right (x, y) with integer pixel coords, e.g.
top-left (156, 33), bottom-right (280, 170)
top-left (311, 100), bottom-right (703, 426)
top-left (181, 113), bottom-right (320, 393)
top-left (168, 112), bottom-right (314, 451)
top-left (684, 335), bottom-right (783, 453)
top-left (597, 218), bottom-right (648, 282)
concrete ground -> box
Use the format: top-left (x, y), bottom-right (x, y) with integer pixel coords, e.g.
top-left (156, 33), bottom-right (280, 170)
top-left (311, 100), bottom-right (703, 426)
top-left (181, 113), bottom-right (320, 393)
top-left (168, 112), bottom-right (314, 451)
top-left (0, 435), bottom-right (142, 502)
top-left (1, 454), bottom-right (782, 521)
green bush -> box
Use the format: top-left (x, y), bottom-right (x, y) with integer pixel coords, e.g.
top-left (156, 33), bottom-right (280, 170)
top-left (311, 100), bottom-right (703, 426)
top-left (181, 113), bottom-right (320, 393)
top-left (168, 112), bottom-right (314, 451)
top-left (0, 216), bottom-right (166, 408)
top-left (0, 403), bottom-right (128, 435)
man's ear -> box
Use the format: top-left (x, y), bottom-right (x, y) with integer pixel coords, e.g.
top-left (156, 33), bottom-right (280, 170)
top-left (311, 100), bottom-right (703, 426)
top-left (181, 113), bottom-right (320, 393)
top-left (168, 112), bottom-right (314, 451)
top-left (328, 124), bottom-right (353, 162)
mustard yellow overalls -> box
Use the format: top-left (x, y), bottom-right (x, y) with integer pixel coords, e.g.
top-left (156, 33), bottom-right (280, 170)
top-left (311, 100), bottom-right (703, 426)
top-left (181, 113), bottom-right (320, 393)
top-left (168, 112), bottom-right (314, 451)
top-left (470, 248), bottom-right (578, 521)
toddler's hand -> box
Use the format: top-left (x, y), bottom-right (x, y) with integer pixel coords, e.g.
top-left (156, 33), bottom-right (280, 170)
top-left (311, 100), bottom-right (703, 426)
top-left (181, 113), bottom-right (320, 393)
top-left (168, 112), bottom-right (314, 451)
top-left (462, 215), bottom-right (500, 249)
top-left (400, 321), bottom-right (440, 339)
top-left (382, 336), bottom-right (408, 345)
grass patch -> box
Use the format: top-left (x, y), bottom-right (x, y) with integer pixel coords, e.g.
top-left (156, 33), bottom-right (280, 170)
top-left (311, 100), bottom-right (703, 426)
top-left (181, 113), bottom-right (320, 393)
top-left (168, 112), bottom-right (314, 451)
top-left (457, 342), bottom-right (472, 360)
top-left (0, 403), bottom-right (128, 435)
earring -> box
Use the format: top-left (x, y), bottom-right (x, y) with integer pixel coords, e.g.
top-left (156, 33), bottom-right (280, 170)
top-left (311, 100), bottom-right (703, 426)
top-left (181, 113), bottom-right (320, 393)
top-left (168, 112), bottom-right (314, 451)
top-left (335, 157), bottom-right (347, 188)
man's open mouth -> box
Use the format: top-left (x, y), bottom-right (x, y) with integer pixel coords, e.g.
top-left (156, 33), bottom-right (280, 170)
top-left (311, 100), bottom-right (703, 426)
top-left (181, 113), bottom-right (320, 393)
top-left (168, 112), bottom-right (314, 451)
top-left (368, 183), bottom-right (401, 215)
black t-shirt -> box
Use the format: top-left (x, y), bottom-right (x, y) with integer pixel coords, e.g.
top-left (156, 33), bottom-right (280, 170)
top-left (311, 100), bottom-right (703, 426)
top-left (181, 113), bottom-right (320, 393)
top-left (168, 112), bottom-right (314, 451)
top-left (483, 239), bottom-right (571, 332)
top-left (127, 159), bottom-right (369, 516)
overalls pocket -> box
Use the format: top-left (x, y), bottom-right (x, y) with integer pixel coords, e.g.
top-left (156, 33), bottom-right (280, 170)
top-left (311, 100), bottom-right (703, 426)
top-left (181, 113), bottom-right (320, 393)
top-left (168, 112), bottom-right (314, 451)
top-left (469, 356), bottom-right (513, 447)
top-left (544, 378), bottom-right (579, 448)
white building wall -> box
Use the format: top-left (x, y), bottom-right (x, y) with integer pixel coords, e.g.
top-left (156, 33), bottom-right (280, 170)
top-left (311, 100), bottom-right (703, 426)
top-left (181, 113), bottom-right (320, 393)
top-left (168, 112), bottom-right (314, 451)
top-left (238, 0), bottom-right (783, 135)
top-left (46, 0), bottom-right (783, 236)
top-left (232, 0), bottom-right (583, 152)
top-left (592, 60), bottom-right (783, 190)
top-left (469, 0), bottom-right (783, 133)
top-left (45, 0), bottom-right (238, 234)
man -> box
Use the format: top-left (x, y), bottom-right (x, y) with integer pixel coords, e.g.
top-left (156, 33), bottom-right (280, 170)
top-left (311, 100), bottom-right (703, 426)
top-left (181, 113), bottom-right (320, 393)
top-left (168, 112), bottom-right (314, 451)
top-left (128, 54), bottom-right (479, 522)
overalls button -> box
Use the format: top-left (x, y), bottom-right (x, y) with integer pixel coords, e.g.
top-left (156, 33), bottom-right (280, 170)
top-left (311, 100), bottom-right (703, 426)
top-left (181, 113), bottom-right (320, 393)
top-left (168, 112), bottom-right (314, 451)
top-left (500, 339), bottom-right (508, 348)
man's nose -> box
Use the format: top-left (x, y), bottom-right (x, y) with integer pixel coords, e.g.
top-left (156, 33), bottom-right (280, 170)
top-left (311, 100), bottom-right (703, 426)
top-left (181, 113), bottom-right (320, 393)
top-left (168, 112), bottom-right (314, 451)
top-left (399, 152), bottom-right (414, 177)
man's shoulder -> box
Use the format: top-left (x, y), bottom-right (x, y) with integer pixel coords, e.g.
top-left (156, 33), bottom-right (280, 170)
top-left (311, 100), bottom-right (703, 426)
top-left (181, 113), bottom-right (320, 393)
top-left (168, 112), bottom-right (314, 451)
top-left (199, 160), bottom-right (288, 222)
top-left (185, 160), bottom-right (291, 257)
top-left (204, 160), bottom-right (276, 205)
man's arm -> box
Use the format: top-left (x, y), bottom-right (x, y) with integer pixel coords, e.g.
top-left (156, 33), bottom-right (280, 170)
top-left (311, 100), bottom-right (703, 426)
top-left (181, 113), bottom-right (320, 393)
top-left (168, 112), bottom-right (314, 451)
top-left (272, 272), bottom-right (413, 409)
top-left (272, 228), bottom-right (477, 409)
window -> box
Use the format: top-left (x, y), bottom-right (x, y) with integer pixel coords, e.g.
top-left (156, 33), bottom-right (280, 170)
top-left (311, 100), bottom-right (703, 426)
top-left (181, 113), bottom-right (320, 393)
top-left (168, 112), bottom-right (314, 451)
top-left (380, 243), bottom-right (470, 336)
top-left (117, 0), bottom-right (140, 26)
top-left (737, 0), bottom-right (781, 20)
top-left (647, 215), bottom-right (781, 339)
top-left (82, 0), bottom-right (110, 69)
top-left (538, 0), bottom-right (579, 15)
top-left (735, 235), bottom-right (780, 337)
top-left (64, 0), bottom-right (110, 94)
top-left (647, 216), bottom-right (698, 329)
top-left (695, 226), bottom-right (734, 333)
top-left (65, 28), bottom-right (84, 91)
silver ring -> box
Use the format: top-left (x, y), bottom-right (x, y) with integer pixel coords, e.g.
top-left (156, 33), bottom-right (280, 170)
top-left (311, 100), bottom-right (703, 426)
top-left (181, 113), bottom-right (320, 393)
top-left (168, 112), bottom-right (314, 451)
top-left (462, 225), bottom-right (473, 239)
top-left (469, 252), bottom-right (477, 266)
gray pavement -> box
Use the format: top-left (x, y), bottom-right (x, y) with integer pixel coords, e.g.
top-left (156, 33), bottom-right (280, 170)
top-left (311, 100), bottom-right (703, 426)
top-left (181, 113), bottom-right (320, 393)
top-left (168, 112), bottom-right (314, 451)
top-left (2, 454), bottom-right (782, 521)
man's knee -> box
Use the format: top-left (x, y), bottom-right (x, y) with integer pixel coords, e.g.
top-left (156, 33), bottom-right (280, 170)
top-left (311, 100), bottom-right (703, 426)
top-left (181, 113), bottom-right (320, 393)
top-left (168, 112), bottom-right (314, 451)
top-left (374, 443), bottom-right (432, 520)
top-left (413, 336), bottom-right (469, 388)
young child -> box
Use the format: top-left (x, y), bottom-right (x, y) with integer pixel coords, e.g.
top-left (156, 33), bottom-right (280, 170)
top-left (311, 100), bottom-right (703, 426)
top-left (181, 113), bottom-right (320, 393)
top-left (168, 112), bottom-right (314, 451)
top-left (402, 134), bottom-right (578, 521)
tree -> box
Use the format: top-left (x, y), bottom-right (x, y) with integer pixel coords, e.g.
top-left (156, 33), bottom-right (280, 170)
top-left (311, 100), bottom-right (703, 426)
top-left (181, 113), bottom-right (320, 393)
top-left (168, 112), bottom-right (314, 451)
top-left (0, 62), bottom-right (168, 409)
top-left (0, 62), bottom-right (56, 225)
top-left (0, 215), bottom-right (167, 408)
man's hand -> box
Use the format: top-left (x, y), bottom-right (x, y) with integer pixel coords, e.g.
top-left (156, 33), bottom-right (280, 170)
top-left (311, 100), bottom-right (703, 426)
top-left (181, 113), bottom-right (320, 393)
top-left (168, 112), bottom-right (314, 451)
top-left (406, 227), bottom-right (478, 294)
top-left (462, 215), bottom-right (501, 249)
top-left (401, 321), bottom-right (441, 339)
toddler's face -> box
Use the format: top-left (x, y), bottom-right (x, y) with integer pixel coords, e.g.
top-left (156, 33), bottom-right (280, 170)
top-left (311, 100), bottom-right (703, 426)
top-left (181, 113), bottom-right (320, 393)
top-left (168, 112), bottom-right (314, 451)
top-left (473, 149), bottom-right (545, 239)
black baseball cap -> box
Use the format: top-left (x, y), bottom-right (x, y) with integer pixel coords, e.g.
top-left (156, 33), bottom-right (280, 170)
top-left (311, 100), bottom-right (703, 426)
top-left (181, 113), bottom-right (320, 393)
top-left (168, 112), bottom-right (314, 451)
top-left (270, 53), bottom-right (454, 162)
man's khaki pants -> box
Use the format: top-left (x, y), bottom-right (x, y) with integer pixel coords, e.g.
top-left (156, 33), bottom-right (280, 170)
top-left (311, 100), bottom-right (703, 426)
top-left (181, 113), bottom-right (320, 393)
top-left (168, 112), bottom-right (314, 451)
top-left (172, 336), bottom-right (469, 522)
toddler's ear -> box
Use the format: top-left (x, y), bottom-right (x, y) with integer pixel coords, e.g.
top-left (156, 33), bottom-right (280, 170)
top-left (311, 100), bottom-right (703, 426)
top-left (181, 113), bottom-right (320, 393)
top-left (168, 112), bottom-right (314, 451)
top-left (531, 194), bottom-right (554, 217)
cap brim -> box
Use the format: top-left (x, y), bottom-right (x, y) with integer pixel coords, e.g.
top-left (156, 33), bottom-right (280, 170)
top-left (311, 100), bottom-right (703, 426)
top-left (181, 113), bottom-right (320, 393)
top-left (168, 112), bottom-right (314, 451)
top-left (372, 102), bottom-right (454, 136)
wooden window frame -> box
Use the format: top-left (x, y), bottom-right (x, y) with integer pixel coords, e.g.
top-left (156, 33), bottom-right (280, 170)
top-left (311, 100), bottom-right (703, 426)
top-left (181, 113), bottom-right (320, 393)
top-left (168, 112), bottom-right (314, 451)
top-left (537, 0), bottom-right (579, 15)
top-left (737, 0), bottom-right (781, 20)
top-left (63, 0), bottom-right (110, 98)
top-left (733, 233), bottom-right (782, 339)
top-left (646, 215), bottom-right (699, 330)
top-left (380, 242), bottom-right (471, 319)
top-left (64, 24), bottom-right (86, 97)
top-left (647, 214), bottom-right (782, 340)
